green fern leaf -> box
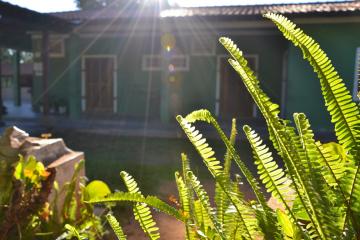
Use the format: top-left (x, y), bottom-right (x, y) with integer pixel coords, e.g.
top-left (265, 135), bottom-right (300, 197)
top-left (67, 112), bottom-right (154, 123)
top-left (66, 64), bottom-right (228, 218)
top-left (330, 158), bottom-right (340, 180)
top-left (216, 119), bottom-right (237, 226)
top-left (216, 39), bottom-right (336, 238)
top-left (187, 171), bottom-right (227, 239)
top-left (264, 13), bottom-right (360, 153)
top-left (175, 172), bottom-right (197, 240)
top-left (179, 112), bottom-right (281, 239)
top-left (243, 126), bottom-right (295, 216)
top-left (120, 171), bottom-right (160, 240)
top-left (180, 111), bottom-right (265, 207)
top-left (224, 118), bottom-right (237, 178)
top-left (219, 37), bottom-right (282, 154)
top-left (88, 191), bottom-right (184, 221)
top-left (316, 142), bottom-right (347, 188)
top-left (106, 214), bottom-right (127, 240)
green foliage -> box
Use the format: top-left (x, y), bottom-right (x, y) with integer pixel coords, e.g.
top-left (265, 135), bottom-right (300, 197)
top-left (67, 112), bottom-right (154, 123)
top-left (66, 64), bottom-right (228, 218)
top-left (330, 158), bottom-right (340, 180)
top-left (0, 155), bottom-right (110, 240)
top-left (88, 13), bottom-right (360, 239)
top-left (106, 213), bottom-right (127, 240)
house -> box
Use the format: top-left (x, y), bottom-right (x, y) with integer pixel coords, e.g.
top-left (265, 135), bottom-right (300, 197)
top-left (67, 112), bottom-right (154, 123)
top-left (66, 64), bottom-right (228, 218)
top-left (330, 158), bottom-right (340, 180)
top-left (0, 1), bottom-right (70, 122)
top-left (28, 1), bottom-right (360, 131)
top-left (1, 63), bottom-right (33, 103)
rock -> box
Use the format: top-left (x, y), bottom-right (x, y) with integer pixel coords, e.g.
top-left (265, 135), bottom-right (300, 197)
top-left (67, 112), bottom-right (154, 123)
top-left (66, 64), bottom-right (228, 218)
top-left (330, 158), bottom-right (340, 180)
top-left (1, 126), bottom-right (85, 207)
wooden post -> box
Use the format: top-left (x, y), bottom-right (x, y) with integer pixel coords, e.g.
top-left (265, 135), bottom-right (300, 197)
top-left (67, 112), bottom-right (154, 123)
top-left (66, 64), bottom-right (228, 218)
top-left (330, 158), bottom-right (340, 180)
top-left (0, 49), bottom-right (4, 126)
top-left (42, 31), bottom-right (49, 115)
top-left (13, 50), bottom-right (21, 106)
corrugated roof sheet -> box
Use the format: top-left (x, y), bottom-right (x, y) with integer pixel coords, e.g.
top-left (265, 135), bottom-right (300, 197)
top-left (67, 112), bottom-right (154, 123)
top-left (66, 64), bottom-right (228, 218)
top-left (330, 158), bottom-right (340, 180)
top-left (51, 1), bottom-right (360, 21)
top-left (161, 1), bottom-right (360, 18)
top-left (51, 7), bottom-right (160, 21)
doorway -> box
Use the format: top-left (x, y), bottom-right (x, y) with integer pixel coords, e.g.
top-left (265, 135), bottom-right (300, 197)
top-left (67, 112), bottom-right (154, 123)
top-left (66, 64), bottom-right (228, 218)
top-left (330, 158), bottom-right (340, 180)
top-left (82, 56), bottom-right (116, 114)
top-left (217, 55), bottom-right (258, 120)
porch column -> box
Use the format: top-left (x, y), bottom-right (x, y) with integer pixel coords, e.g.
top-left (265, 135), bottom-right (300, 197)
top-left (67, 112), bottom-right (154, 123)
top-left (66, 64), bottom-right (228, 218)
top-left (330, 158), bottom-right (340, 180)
top-left (160, 61), bottom-right (170, 123)
top-left (13, 50), bottom-right (21, 106)
top-left (68, 34), bottom-right (81, 119)
top-left (42, 31), bottom-right (49, 115)
top-left (0, 49), bottom-right (4, 126)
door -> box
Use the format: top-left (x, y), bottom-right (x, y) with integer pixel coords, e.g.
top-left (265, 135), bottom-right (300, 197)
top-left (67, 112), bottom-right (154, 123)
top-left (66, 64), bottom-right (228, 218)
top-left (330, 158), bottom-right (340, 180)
top-left (219, 56), bottom-right (255, 120)
top-left (84, 57), bottom-right (114, 114)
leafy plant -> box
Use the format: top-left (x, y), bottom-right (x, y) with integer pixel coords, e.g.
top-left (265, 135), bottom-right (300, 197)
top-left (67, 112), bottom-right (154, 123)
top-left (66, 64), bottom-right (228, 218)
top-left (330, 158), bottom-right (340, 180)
top-left (0, 155), bottom-right (110, 240)
top-left (89, 13), bottom-right (360, 239)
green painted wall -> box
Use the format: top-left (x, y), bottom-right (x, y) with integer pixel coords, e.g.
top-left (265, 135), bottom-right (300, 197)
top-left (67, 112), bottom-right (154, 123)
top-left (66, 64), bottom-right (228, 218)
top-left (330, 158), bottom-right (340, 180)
top-left (286, 23), bottom-right (360, 131)
top-left (34, 29), bottom-right (287, 125)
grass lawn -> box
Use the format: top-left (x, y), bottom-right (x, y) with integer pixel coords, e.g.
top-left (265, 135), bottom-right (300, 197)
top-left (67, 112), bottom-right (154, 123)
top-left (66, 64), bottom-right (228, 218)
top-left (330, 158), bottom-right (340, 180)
top-left (54, 130), bottom-right (256, 195)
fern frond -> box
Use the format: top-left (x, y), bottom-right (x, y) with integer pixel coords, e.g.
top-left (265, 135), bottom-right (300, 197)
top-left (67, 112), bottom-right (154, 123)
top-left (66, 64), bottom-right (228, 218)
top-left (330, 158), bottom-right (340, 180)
top-left (293, 113), bottom-right (344, 237)
top-left (264, 13), bottom-right (360, 153)
top-left (219, 37), bottom-right (283, 154)
top-left (179, 111), bottom-right (281, 239)
top-left (175, 172), bottom-right (197, 240)
top-left (193, 199), bottom-right (214, 238)
top-left (216, 39), bottom-right (334, 238)
top-left (106, 214), bottom-right (127, 240)
top-left (224, 118), bottom-right (238, 178)
top-left (316, 142), bottom-right (347, 188)
top-left (180, 111), bottom-right (265, 207)
top-left (175, 172), bottom-right (191, 218)
top-left (187, 171), bottom-right (226, 239)
top-left (88, 191), bottom-right (184, 221)
top-left (216, 119), bottom-right (237, 227)
top-left (243, 126), bottom-right (295, 214)
top-left (120, 171), bottom-right (160, 240)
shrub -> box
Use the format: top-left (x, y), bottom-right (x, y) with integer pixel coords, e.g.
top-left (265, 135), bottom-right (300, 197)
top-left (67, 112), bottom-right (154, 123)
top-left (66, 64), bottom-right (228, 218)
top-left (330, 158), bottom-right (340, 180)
top-left (90, 13), bottom-right (360, 239)
top-left (0, 156), bottom-right (110, 240)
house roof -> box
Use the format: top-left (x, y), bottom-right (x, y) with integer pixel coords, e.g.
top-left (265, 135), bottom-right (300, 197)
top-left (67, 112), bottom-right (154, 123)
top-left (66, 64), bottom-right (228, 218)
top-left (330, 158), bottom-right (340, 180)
top-left (160, 1), bottom-right (360, 18)
top-left (51, 6), bottom-right (160, 22)
top-left (51, 1), bottom-right (360, 22)
top-left (0, 1), bottom-right (73, 50)
top-left (0, 1), bottom-right (72, 30)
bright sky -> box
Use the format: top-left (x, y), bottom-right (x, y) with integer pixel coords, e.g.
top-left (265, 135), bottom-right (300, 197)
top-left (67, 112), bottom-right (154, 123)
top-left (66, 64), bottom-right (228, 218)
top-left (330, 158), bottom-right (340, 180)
top-left (3, 0), bottom-right (344, 12)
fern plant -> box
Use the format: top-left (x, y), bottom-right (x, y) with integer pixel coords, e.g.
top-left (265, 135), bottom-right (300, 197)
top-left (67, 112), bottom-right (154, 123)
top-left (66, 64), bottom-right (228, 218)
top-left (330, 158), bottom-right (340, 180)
top-left (89, 13), bottom-right (360, 239)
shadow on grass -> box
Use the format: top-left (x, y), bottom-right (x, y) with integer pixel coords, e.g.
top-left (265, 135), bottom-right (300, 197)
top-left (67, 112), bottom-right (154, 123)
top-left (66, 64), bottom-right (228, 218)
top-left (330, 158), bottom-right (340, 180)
top-left (54, 130), bottom-right (257, 195)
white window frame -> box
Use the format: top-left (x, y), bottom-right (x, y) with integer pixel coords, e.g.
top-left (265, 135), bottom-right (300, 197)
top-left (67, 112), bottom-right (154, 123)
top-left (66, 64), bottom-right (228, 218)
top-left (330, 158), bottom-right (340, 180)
top-left (31, 34), bottom-right (67, 58)
top-left (142, 54), bottom-right (190, 72)
top-left (353, 47), bottom-right (360, 101)
top-left (142, 55), bottom-right (162, 71)
top-left (169, 55), bottom-right (190, 71)
top-left (215, 54), bottom-right (259, 118)
top-left (191, 40), bottom-right (216, 56)
top-left (49, 36), bottom-right (65, 58)
top-left (81, 54), bottom-right (118, 113)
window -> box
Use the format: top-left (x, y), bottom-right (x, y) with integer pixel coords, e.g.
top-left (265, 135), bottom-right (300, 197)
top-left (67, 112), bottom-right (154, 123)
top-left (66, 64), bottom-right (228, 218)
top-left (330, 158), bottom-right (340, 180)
top-left (168, 55), bottom-right (189, 71)
top-left (191, 40), bottom-right (215, 56)
top-left (142, 55), bottom-right (189, 71)
top-left (353, 47), bottom-right (360, 100)
top-left (49, 36), bottom-right (65, 57)
top-left (142, 55), bottom-right (162, 71)
top-left (31, 35), bottom-right (65, 58)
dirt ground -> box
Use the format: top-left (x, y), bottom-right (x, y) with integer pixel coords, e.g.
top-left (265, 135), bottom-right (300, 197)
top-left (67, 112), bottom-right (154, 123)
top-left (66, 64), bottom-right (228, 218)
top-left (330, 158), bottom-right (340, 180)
top-left (122, 212), bottom-right (185, 240)
top-left (118, 180), bottom-right (188, 239)
top-left (113, 179), bottom-right (257, 239)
